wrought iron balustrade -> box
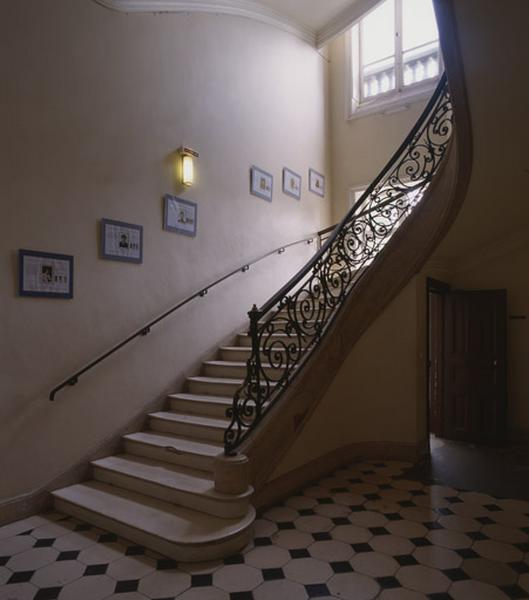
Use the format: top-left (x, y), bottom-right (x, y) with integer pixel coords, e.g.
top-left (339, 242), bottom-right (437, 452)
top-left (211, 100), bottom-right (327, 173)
top-left (224, 73), bottom-right (453, 454)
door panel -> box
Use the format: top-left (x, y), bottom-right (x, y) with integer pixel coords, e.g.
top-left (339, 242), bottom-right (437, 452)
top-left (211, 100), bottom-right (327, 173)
top-left (443, 290), bottom-right (507, 444)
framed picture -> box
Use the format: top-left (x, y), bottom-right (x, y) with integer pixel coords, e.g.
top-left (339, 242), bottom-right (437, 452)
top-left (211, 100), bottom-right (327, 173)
top-left (18, 249), bottom-right (74, 299)
top-left (250, 165), bottom-right (273, 202)
top-left (283, 168), bottom-right (301, 200)
top-left (309, 168), bottom-right (325, 197)
top-left (100, 219), bottom-right (143, 263)
top-left (163, 194), bottom-right (197, 237)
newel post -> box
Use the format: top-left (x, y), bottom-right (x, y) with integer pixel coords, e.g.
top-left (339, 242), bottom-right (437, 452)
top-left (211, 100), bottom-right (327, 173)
top-left (214, 453), bottom-right (250, 495)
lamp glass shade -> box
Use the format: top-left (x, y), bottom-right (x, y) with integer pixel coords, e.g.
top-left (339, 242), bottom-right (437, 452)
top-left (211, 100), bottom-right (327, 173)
top-left (182, 154), bottom-right (194, 186)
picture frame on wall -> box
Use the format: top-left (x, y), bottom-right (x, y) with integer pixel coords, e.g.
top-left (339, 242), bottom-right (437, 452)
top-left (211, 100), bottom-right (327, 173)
top-left (18, 249), bottom-right (74, 299)
top-left (309, 168), bottom-right (325, 197)
top-left (250, 165), bottom-right (273, 202)
top-left (283, 168), bottom-right (301, 200)
top-left (100, 218), bottom-right (143, 263)
top-left (163, 194), bottom-right (197, 237)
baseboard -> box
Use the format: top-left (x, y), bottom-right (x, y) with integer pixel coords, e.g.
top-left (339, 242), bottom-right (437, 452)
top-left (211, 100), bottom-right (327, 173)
top-left (253, 440), bottom-right (419, 511)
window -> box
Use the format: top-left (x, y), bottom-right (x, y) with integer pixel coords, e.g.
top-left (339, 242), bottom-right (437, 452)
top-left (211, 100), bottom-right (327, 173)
top-left (349, 185), bottom-right (367, 209)
top-left (349, 0), bottom-right (441, 117)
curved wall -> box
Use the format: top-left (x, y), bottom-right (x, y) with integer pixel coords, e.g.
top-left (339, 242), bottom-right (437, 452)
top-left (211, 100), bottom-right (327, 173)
top-left (0, 0), bottom-right (330, 502)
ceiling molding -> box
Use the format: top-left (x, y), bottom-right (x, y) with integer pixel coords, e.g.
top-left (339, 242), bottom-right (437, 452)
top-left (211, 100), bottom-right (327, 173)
top-left (93, 0), bottom-right (317, 45)
top-left (316, 0), bottom-right (381, 48)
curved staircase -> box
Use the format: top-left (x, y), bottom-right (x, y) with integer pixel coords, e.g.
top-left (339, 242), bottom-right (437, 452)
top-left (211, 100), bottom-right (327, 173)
top-left (52, 333), bottom-right (263, 561)
top-left (48, 0), bottom-right (471, 564)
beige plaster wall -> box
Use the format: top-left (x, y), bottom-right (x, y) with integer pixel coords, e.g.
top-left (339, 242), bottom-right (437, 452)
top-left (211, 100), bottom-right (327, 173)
top-left (273, 278), bottom-right (421, 478)
top-left (327, 32), bottom-right (428, 222)
top-left (1, 0), bottom-right (331, 501)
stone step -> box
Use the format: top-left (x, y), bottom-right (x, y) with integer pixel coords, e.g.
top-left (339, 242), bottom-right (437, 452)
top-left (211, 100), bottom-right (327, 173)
top-left (203, 360), bottom-right (278, 379)
top-left (168, 392), bottom-right (232, 418)
top-left (219, 346), bottom-right (288, 362)
top-left (53, 481), bottom-right (254, 562)
top-left (187, 376), bottom-right (243, 397)
top-left (123, 430), bottom-right (222, 472)
top-left (237, 332), bottom-right (310, 348)
top-left (149, 411), bottom-right (229, 443)
top-left (92, 454), bottom-right (252, 519)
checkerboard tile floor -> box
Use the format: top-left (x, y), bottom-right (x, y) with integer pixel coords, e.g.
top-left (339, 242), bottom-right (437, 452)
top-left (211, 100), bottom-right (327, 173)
top-left (2, 460), bottom-right (529, 599)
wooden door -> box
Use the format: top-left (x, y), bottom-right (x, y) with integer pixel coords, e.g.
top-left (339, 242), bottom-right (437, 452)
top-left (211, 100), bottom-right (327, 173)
top-left (443, 290), bottom-right (507, 444)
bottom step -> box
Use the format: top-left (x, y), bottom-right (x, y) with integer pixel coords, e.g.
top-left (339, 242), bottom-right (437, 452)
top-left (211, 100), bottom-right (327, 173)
top-left (53, 481), bottom-right (255, 562)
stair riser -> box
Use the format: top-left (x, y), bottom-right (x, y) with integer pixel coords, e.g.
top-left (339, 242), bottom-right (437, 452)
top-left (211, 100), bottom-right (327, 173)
top-left (169, 397), bottom-right (230, 418)
top-left (258, 319), bottom-right (318, 326)
top-left (149, 416), bottom-right (225, 443)
top-left (53, 497), bottom-right (254, 562)
top-left (203, 364), bottom-right (247, 378)
top-left (188, 379), bottom-right (240, 397)
top-left (123, 439), bottom-right (215, 473)
top-left (219, 348), bottom-right (285, 362)
top-left (204, 363), bottom-right (280, 379)
top-left (92, 467), bottom-right (249, 519)
top-left (237, 334), bottom-right (309, 348)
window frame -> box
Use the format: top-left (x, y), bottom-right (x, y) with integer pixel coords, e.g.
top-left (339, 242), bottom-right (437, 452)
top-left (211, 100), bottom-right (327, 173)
top-left (346, 0), bottom-right (442, 120)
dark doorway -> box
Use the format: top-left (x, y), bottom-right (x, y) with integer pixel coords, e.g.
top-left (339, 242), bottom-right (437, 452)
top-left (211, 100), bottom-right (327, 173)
top-left (426, 281), bottom-right (508, 446)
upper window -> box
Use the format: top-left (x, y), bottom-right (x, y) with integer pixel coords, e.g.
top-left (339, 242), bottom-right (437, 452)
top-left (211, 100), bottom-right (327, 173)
top-left (349, 0), bottom-right (441, 117)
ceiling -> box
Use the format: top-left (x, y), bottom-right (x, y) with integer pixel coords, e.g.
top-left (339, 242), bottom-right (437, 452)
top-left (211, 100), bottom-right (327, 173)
top-left (94, 0), bottom-right (379, 47)
top-left (256, 0), bottom-right (360, 33)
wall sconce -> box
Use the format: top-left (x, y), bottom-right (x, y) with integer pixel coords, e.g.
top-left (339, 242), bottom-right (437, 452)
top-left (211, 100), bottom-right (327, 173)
top-left (179, 146), bottom-right (199, 187)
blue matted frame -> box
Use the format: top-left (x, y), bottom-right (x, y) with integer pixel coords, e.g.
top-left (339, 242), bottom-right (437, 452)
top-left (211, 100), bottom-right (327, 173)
top-left (163, 194), bottom-right (198, 238)
top-left (282, 167), bottom-right (302, 200)
top-left (18, 249), bottom-right (74, 299)
top-left (309, 168), bottom-right (325, 198)
top-left (250, 165), bottom-right (273, 202)
top-left (100, 218), bottom-right (143, 264)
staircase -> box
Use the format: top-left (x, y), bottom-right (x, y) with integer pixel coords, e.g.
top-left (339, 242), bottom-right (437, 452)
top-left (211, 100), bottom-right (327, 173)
top-left (52, 329), bottom-right (265, 562)
top-left (48, 56), bottom-right (465, 562)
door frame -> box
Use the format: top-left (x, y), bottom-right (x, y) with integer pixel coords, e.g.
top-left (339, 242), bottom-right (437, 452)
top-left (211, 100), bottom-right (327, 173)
top-left (425, 277), bottom-right (450, 454)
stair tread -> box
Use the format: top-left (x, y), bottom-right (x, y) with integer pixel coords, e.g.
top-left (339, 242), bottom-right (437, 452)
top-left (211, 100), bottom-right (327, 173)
top-left (204, 360), bottom-right (273, 368)
top-left (220, 346), bottom-right (287, 352)
top-left (150, 411), bottom-right (229, 429)
top-left (188, 375), bottom-right (243, 385)
top-left (168, 392), bottom-right (233, 405)
top-left (53, 481), bottom-right (254, 544)
top-left (188, 374), bottom-right (277, 388)
top-left (93, 454), bottom-right (249, 499)
top-left (239, 332), bottom-right (297, 336)
top-left (124, 431), bottom-right (223, 456)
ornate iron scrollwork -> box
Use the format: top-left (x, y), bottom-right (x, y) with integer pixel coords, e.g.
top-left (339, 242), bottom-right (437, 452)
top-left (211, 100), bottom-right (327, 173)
top-left (224, 74), bottom-right (453, 454)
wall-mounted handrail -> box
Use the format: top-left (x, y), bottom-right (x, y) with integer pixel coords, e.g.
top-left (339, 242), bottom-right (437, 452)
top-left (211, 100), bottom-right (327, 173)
top-left (224, 73), bottom-right (453, 454)
top-left (49, 232), bottom-right (325, 401)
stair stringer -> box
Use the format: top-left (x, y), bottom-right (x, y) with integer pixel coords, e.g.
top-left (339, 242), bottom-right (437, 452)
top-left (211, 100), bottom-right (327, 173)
top-left (237, 0), bottom-right (472, 492)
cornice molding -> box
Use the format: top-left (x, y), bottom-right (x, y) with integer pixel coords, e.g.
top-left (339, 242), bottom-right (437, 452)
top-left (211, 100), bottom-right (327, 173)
top-left (93, 0), bottom-right (317, 45)
top-left (316, 0), bottom-right (381, 48)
